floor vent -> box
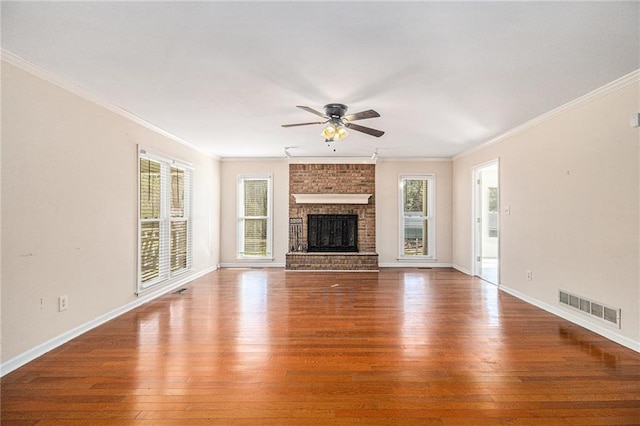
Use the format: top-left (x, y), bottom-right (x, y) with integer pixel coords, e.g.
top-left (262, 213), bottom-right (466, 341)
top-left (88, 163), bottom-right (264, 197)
top-left (559, 290), bottom-right (621, 328)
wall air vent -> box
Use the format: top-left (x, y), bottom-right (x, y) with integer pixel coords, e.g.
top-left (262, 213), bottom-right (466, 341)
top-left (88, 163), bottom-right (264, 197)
top-left (558, 290), bottom-right (621, 328)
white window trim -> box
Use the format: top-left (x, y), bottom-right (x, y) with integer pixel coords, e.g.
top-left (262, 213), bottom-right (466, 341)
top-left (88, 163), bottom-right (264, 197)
top-left (236, 173), bottom-right (273, 260)
top-left (138, 146), bottom-right (193, 292)
top-left (398, 173), bottom-right (436, 261)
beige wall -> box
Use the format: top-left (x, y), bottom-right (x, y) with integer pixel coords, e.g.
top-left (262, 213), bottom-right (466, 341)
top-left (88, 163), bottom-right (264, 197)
top-left (453, 79), bottom-right (640, 345)
top-left (219, 159), bottom-right (289, 266)
top-left (1, 63), bottom-right (221, 364)
top-left (218, 159), bottom-right (454, 268)
top-left (376, 159), bottom-right (453, 267)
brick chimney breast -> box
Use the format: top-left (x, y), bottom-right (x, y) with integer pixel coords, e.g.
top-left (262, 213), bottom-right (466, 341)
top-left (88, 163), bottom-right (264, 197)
top-left (286, 163), bottom-right (378, 271)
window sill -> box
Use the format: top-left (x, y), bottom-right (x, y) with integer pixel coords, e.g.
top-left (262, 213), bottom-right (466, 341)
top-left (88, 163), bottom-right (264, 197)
top-left (396, 257), bottom-right (437, 262)
top-left (235, 257), bottom-right (274, 262)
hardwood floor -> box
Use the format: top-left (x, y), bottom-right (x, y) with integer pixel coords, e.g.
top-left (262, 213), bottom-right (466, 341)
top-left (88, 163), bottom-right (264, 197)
top-left (3, 268), bottom-right (640, 424)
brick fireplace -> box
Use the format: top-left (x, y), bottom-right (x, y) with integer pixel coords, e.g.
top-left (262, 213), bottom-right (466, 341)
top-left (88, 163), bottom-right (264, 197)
top-left (285, 163), bottom-right (378, 271)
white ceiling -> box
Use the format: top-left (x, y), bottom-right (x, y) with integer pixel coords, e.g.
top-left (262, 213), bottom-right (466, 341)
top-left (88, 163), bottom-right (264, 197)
top-left (2, 1), bottom-right (638, 159)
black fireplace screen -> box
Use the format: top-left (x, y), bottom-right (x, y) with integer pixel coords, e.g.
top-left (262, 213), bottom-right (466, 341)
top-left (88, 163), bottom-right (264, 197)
top-left (307, 214), bottom-right (358, 252)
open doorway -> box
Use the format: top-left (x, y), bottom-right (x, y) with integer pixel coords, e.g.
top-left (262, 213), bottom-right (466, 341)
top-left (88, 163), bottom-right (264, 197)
top-left (473, 161), bottom-right (499, 284)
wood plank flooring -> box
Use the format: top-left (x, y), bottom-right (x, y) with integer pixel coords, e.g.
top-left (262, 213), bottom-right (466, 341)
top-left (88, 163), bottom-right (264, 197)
top-left (3, 268), bottom-right (640, 424)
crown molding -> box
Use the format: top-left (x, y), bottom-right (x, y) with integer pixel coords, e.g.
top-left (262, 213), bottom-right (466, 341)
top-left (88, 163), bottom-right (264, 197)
top-left (221, 157), bottom-right (288, 162)
top-left (1, 49), bottom-right (219, 160)
top-left (453, 68), bottom-right (640, 160)
top-left (378, 157), bottom-right (452, 162)
top-left (219, 156), bottom-right (452, 163)
top-left (287, 156), bottom-right (376, 164)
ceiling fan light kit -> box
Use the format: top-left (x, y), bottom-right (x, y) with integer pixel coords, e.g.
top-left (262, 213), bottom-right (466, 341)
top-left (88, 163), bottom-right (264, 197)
top-left (282, 103), bottom-right (384, 145)
top-left (321, 123), bottom-right (335, 139)
top-left (322, 123), bottom-right (348, 142)
top-left (335, 126), bottom-right (348, 140)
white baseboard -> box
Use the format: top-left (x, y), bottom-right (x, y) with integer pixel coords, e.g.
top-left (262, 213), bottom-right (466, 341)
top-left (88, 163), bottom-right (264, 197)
top-left (1, 265), bottom-right (218, 376)
top-left (285, 269), bottom-right (379, 273)
top-left (378, 262), bottom-right (453, 268)
top-left (499, 284), bottom-right (640, 353)
top-left (452, 264), bottom-right (472, 275)
top-left (219, 262), bottom-right (286, 268)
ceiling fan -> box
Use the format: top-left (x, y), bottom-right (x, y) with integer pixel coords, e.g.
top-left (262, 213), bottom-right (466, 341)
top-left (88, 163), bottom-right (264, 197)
top-left (282, 103), bottom-right (384, 142)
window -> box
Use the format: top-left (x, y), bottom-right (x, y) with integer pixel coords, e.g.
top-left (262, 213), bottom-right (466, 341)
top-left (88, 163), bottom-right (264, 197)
top-left (237, 175), bottom-right (272, 258)
top-left (139, 148), bottom-right (192, 291)
top-left (399, 174), bottom-right (435, 259)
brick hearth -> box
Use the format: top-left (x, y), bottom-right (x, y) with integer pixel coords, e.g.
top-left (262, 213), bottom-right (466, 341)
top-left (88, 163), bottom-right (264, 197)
top-left (286, 252), bottom-right (378, 271)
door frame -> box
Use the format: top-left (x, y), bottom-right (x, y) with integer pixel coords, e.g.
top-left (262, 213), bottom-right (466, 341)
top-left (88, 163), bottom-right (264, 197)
top-left (471, 159), bottom-right (500, 284)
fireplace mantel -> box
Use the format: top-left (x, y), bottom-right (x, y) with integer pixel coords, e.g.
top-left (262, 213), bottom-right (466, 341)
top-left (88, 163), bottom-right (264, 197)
top-left (292, 193), bottom-right (372, 204)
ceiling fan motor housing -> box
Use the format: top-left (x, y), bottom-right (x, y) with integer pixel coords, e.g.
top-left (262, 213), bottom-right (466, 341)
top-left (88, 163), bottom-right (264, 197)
top-left (324, 103), bottom-right (348, 119)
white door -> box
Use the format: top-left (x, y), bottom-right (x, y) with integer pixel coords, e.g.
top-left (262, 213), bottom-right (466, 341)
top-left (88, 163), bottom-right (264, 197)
top-left (473, 161), bottom-right (499, 284)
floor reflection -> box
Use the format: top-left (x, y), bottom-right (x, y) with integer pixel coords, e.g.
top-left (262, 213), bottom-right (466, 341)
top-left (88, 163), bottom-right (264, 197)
top-left (480, 282), bottom-right (501, 327)
top-left (558, 326), bottom-right (619, 368)
top-left (236, 270), bottom-right (271, 367)
top-left (401, 272), bottom-right (434, 357)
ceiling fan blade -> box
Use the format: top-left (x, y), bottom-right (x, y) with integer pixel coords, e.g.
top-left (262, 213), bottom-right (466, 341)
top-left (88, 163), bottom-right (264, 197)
top-left (281, 121), bottom-right (326, 128)
top-left (296, 105), bottom-right (328, 118)
top-left (343, 109), bottom-right (380, 121)
top-left (345, 122), bottom-right (385, 137)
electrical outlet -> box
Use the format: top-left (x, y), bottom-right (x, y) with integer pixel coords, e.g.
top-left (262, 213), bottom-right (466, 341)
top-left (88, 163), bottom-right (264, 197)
top-left (526, 270), bottom-right (533, 281)
top-left (59, 295), bottom-right (68, 312)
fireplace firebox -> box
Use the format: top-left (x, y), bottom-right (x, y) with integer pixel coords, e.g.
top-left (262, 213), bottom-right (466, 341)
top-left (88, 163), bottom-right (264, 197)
top-left (307, 214), bottom-right (358, 252)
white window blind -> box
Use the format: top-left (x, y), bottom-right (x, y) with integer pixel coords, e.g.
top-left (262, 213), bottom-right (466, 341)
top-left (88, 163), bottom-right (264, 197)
top-left (399, 174), bottom-right (435, 259)
top-left (237, 174), bottom-right (272, 258)
top-left (139, 148), bottom-right (192, 291)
